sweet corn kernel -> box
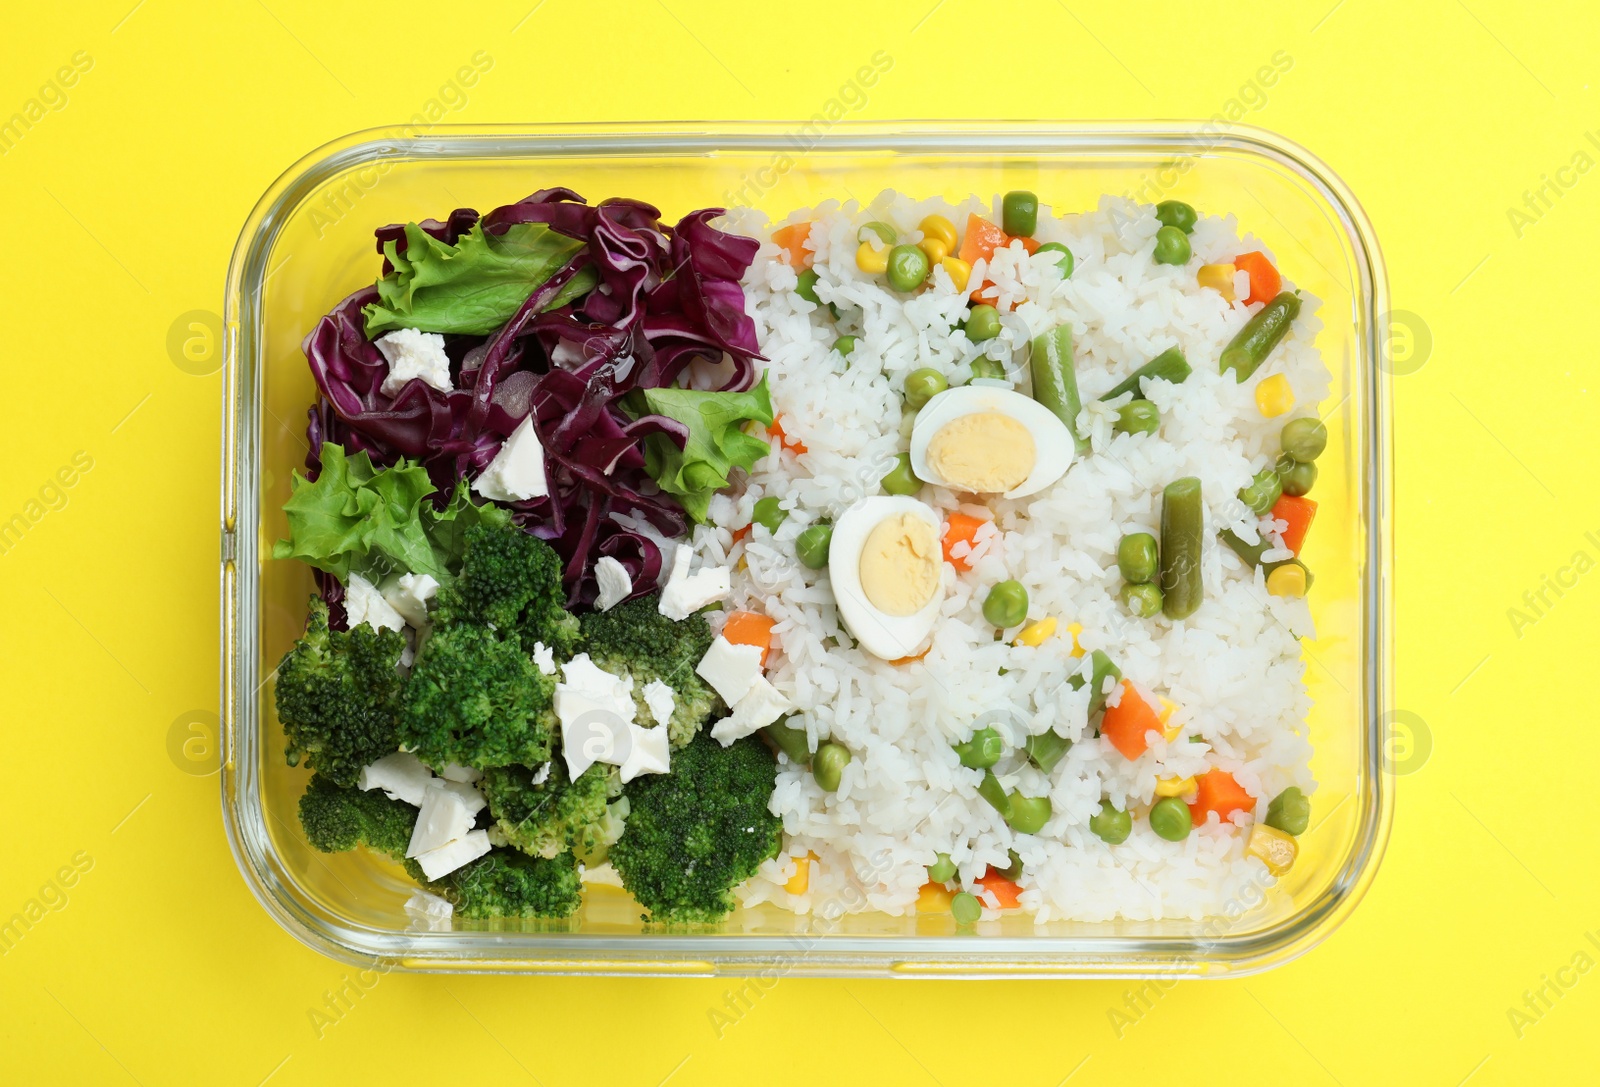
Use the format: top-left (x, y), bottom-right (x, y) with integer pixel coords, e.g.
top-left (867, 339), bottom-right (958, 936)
top-left (737, 555), bottom-right (748, 572)
top-left (784, 853), bottom-right (815, 895)
top-left (940, 256), bottom-right (972, 291)
top-left (1158, 696), bottom-right (1182, 742)
top-left (1066, 621), bottom-right (1085, 658)
top-left (1154, 775), bottom-right (1196, 798)
top-left (916, 881), bottom-right (955, 913)
top-left (1267, 563), bottom-right (1307, 598)
top-left (918, 237), bottom-right (950, 265)
top-left (1255, 373), bottom-right (1295, 417)
top-left (1014, 617), bottom-right (1058, 647)
top-left (920, 214), bottom-right (958, 250)
top-left (1198, 262), bottom-right (1237, 300)
top-left (1247, 824), bottom-right (1298, 875)
top-left (856, 241), bottom-right (889, 274)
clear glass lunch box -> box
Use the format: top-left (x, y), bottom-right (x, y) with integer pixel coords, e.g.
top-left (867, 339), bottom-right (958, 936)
top-left (221, 121), bottom-right (1391, 977)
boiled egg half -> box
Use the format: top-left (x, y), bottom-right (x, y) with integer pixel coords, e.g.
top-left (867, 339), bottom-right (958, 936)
top-left (828, 496), bottom-right (945, 660)
top-left (909, 385), bottom-right (1076, 498)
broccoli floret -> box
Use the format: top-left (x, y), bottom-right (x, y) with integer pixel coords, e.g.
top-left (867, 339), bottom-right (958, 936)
top-left (398, 622), bottom-right (555, 770)
top-left (276, 598), bottom-right (407, 786)
top-left (576, 796), bottom-right (630, 867)
top-left (610, 731), bottom-right (782, 923)
top-left (428, 848), bottom-right (583, 919)
top-left (481, 760), bottom-right (620, 859)
top-left (580, 593), bottom-right (718, 747)
top-left (298, 772), bottom-right (417, 858)
top-left (439, 523), bottom-right (580, 656)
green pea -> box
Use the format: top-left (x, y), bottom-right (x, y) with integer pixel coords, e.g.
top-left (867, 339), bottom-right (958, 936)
top-left (1152, 225), bottom-right (1192, 266)
top-left (969, 357), bottom-right (1007, 382)
top-left (795, 523), bottom-right (832, 569)
top-left (1114, 399), bottom-right (1160, 436)
top-left (1006, 794), bottom-right (1052, 835)
top-left (982, 580), bottom-right (1029, 628)
top-left (950, 891), bottom-right (982, 925)
top-left (904, 367), bottom-right (948, 409)
top-left (812, 742), bottom-right (851, 792)
top-left (752, 496), bottom-right (786, 534)
top-left (927, 853), bottom-right (957, 883)
top-left (795, 269), bottom-right (821, 304)
top-left (833, 336), bottom-right (858, 359)
top-left (1279, 460), bottom-right (1317, 497)
top-left (1238, 468), bottom-right (1283, 516)
top-left (1265, 786), bottom-right (1311, 836)
top-left (1280, 417), bottom-right (1328, 462)
top-left (998, 849), bottom-right (1023, 881)
top-left (1120, 583), bottom-right (1164, 618)
top-left (1150, 796), bottom-right (1193, 841)
top-left (880, 452), bottom-right (922, 496)
top-left (1155, 200), bottom-right (1198, 234)
top-left (1090, 800), bottom-right (1132, 844)
top-left (965, 303), bottom-right (1002, 343)
top-left (953, 726), bottom-right (1004, 769)
top-left (1002, 190), bottom-right (1039, 237)
top-left (1034, 241), bottom-right (1073, 277)
top-left (858, 220), bottom-right (897, 246)
top-left (1118, 532), bottom-right (1159, 584)
top-left (887, 244), bottom-right (931, 292)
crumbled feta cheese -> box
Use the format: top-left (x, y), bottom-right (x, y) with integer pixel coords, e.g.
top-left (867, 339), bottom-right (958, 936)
top-left (344, 572), bottom-right (406, 633)
top-left (593, 556), bottom-right (632, 612)
top-left (382, 572), bottom-right (438, 629)
top-left (555, 653), bottom-right (637, 779)
top-left (711, 675), bottom-right (792, 745)
top-left (357, 752), bottom-right (433, 806)
top-left (531, 641), bottom-right (556, 675)
top-left (375, 328), bottom-right (453, 397)
top-left (642, 679), bottom-right (677, 728)
top-left (658, 546), bottom-right (730, 621)
top-left (580, 861), bottom-right (624, 887)
top-left (529, 762), bottom-right (551, 786)
top-left (619, 722), bottom-right (670, 783)
top-left (399, 640), bottom-right (415, 670)
top-left (439, 762), bottom-right (481, 785)
top-left (413, 829), bottom-right (491, 881)
top-left (403, 889), bottom-right (454, 931)
top-left (438, 779), bottom-right (487, 816)
top-left (472, 415), bottom-right (549, 502)
top-left (406, 779), bottom-right (478, 857)
top-left (695, 636), bottom-right (763, 706)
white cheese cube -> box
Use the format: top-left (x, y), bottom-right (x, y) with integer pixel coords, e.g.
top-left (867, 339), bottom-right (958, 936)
top-left (531, 641), bottom-right (557, 676)
top-left (403, 889), bottom-right (454, 931)
top-left (472, 415), bottom-right (549, 502)
top-left (357, 752), bottom-right (434, 806)
top-left (406, 780), bottom-right (478, 858)
top-left (375, 328), bottom-right (453, 397)
top-left (580, 861), bottom-right (624, 887)
top-left (382, 572), bottom-right (438, 629)
top-left (439, 762), bottom-right (481, 785)
top-left (413, 829), bottom-right (491, 882)
top-left (619, 722), bottom-right (670, 783)
top-left (695, 636), bottom-right (763, 707)
top-left (593, 556), bottom-right (633, 612)
top-left (717, 675), bottom-right (792, 744)
top-left (658, 546), bottom-right (731, 621)
top-left (344, 572), bottom-right (406, 633)
top-left (439, 779), bottom-right (487, 817)
top-left (555, 653), bottom-right (637, 778)
top-left (642, 679), bottom-right (677, 728)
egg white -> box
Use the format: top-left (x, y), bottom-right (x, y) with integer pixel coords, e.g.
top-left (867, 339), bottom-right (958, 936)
top-left (827, 496), bottom-right (945, 661)
top-left (908, 385), bottom-right (1076, 498)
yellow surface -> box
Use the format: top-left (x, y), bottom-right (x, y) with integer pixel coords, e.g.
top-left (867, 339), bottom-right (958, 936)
top-left (1, 0), bottom-right (1596, 1082)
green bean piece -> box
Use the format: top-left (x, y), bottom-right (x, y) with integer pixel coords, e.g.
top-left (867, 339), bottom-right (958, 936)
top-left (795, 269), bottom-right (821, 304)
top-left (761, 718), bottom-right (812, 764)
top-left (1155, 200), bottom-right (1198, 233)
top-left (1029, 324), bottom-right (1088, 455)
top-left (1159, 477), bottom-right (1204, 620)
top-left (977, 770), bottom-right (1012, 820)
top-left (927, 853), bottom-right (958, 883)
top-left (982, 580), bottom-right (1029, 628)
top-left (1114, 399), bottom-right (1161, 435)
top-left (1280, 417), bottom-right (1328, 462)
top-left (966, 304), bottom-right (1002, 342)
top-left (1218, 529), bottom-right (1315, 588)
top-left (1265, 787), bottom-right (1311, 836)
top-left (953, 726), bottom-right (1004, 770)
top-left (858, 220), bottom-right (897, 246)
top-left (950, 891), bottom-right (982, 925)
top-left (1034, 241), bottom-right (1074, 277)
top-left (828, 302), bottom-right (842, 321)
top-left (887, 244), bottom-right (931, 292)
top-left (903, 367), bottom-right (948, 409)
top-left (1090, 800), bottom-right (1132, 844)
top-left (1118, 532), bottom-right (1159, 584)
top-left (1100, 347), bottom-right (1192, 402)
top-left (1121, 582), bottom-right (1164, 617)
top-left (969, 357), bottom-right (1007, 382)
top-left (1150, 796), bottom-right (1193, 841)
top-left (998, 849), bottom-right (1024, 881)
top-left (1002, 190), bottom-right (1039, 237)
top-left (752, 496), bottom-right (786, 534)
top-left (1067, 649), bottom-right (1123, 717)
top-left (1220, 291), bottom-right (1302, 382)
top-left (833, 335), bottom-right (858, 359)
top-left (813, 742), bottom-right (851, 792)
top-left (1238, 468), bottom-right (1283, 516)
top-left (1279, 460), bottom-right (1317, 497)
top-left (795, 523), bottom-right (832, 569)
top-left (1006, 794), bottom-right (1053, 835)
top-left (1025, 730), bottom-right (1072, 774)
top-left (880, 453), bottom-right (922, 496)
top-left (1153, 225), bottom-right (1192, 265)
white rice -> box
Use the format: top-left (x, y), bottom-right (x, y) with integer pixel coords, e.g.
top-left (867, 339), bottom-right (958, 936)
top-left (697, 192), bottom-right (1326, 923)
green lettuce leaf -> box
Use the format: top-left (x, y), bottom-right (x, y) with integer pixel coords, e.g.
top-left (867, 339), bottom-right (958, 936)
top-left (633, 375), bottom-right (775, 523)
top-left (273, 445), bottom-right (511, 582)
top-left (362, 220), bottom-right (599, 337)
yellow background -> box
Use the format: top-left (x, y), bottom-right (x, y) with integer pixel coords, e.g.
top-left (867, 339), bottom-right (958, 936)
top-left (1, 0), bottom-right (1594, 1082)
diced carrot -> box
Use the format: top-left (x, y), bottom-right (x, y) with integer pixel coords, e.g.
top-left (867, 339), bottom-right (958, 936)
top-left (941, 512), bottom-right (987, 570)
top-left (1100, 680), bottom-right (1164, 760)
top-left (731, 524), bottom-right (752, 543)
top-left (958, 214), bottom-right (1008, 267)
top-left (771, 222), bottom-right (814, 269)
top-left (976, 868), bottom-right (1023, 909)
top-left (1188, 769), bottom-right (1255, 826)
top-left (1011, 234), bottom-right (1040, 256)
top-left (768, 414), bottom-right (807, 455)
top-left (1233, 251), bottom-right (1281, 307)
top-left (1271, 494), bottom-right (1317, 555)
top-left (722, 611), bottom-right (777, 667)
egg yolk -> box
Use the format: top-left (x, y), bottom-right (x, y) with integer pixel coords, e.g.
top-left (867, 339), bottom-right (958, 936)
top-left (924, 411), bottom-right (1035, 493)
top-left (859, 513), bottom-right (941, 616)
